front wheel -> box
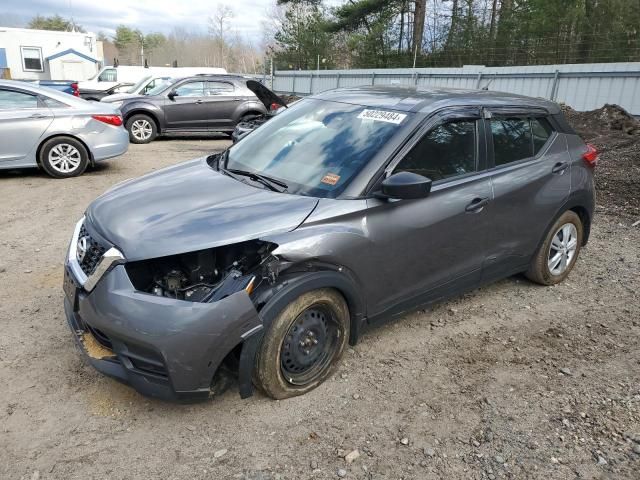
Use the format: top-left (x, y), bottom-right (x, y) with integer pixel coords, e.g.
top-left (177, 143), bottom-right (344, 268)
top-left (126, 114), bottom-right (157, 144)
top-left (254, 289), bottom-right (350, 399)
top-left (526, 211), bottom-right (584, 285)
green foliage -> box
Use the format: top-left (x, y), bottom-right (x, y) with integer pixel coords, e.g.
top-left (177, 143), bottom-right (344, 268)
top-left (28, 14), bottom-right (84, 32)
top-left (269, 0), bottom-right (640, 69)
top-left (113, 25), bottom-right (141, 51)
top-left (273, 4), bottom-right (335, 70)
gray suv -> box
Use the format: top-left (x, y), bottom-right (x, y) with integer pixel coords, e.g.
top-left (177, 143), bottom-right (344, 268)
top-left (108, 75), bottom-right (271, 143)
top-left (63, 87), bottom-right (596, 401)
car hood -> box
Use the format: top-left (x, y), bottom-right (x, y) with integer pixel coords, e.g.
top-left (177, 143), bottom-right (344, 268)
top-left (86, 157), bottom-right (319, 261)
top-left (101, 92), bottom-right (139, 103)
top-left (246, 80), bottom-right (287, 110)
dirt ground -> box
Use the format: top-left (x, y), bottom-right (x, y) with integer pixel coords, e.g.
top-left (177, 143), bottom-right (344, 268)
top-left (1, 116), bottom-right (639, 480)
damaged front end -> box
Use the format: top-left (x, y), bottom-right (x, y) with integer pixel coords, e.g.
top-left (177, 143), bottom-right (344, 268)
top-left (125, 240), bottom-right (278, 303)
top-left (64, 223), bottom-right (289, 401)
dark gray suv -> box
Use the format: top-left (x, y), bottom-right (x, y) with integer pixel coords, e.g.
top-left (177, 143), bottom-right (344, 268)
top-left (113, 75), bottom-right (270, 143)
top-left (63, 87), bottom-right (596, 401)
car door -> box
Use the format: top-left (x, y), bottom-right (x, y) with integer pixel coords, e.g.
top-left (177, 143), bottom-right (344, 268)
top-left (163, 80), bottom-right (210, 130)
top-left (0, 88), bottom-right (53, 165)
top-left (203, 80), bottom-right (242, 130)
top-left (364, 110), bottom-right (493, 318)
top-left (481, 110), bottom-right (571, 280)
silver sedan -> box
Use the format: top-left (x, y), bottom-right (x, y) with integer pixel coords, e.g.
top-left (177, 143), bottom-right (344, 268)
top-left (0, 80), bottom-right (129, 178)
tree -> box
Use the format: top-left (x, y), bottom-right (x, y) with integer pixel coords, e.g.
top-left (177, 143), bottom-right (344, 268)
top-left (113, 25), bottom-right (165, 65)
top-left (209, 4), bottom-right (234, 69)
top-left (413, 0), bottom-right (426, 55)
top-left (273, 2), bottom-right (336, 69)
top-left (28, 14), bottom-right (84, 32)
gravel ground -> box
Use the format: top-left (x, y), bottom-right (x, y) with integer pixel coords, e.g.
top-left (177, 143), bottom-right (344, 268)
top-left (1, 130), bottom-right (639, 480)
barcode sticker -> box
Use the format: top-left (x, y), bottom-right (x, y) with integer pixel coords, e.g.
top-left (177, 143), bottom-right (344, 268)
top-left (357, 109), bottom-right (407, 124)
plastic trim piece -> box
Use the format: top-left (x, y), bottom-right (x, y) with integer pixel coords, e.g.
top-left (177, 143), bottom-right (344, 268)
top-left (67, 217), bottom-right (125, 292)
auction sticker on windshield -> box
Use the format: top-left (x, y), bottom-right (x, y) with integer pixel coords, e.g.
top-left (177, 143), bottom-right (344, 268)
top-left (357, 109), bottom-right (407, 124)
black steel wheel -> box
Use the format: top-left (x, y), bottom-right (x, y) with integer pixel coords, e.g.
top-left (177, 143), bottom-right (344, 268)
top-left (254, 288), bottom-right (350, 399)
top-left (280, 305), bottom-right (340, 385)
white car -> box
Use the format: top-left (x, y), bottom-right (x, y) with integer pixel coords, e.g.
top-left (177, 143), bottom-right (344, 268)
top-left (78, 66), bottom-right (228, 93)
top-left (100, 75), bottom-right (174, 103)
top-left (0, 80), bottom-right (129, 178)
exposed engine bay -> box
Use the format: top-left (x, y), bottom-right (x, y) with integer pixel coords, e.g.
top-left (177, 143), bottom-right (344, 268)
top-left (125, 240), bottom-right (278, 302)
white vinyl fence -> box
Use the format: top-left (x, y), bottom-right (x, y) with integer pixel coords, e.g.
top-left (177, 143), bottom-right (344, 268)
top-left (271, 63), bottom-right (640, 115)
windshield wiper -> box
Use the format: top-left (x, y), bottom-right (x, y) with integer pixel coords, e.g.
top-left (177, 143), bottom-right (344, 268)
top-left (225, 168), bottom-right (288, 193)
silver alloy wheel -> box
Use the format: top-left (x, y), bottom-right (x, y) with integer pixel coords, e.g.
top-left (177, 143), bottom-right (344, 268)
top-left (131, 119), bottom-right (153, 141)
top-left (48, 143), bottom-right (82, 174)
top-left (547, 223), bottom-right (578, 275)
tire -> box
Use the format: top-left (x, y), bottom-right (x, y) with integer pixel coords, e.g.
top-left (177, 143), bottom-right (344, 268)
top-left (240, 112), bottom-right (261, 123)
top-left (126, 114), bottom-right (157, 144)
top-left (39, 136), bottom-right (89, 178)
top-left (526, 211), bottom-right (584, 285)
top-left (254, 288), bottom-right (350, 399)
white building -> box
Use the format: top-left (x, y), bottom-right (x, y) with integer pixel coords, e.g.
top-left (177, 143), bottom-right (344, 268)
top-left (0, 27), bottom-right (104, 81)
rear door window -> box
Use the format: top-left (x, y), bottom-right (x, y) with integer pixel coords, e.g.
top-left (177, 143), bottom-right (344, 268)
top-left (0, 89), bottom-right (38, 109)
top-left (490, 118), bottom-right (532, 166)
top-left (206, 81), bottom-right (234, 96)
top-left (490, 116), bottom-right (555, 166)
top-left (393, 120), bottom-right (477, 181)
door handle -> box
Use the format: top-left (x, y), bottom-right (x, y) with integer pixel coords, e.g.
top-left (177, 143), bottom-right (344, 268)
top-left (195, 99), bottom-right (203, 104)
top-left (465, 197), bottom-right (490, 212)
top-left (29, 113), bottom-right (48, 118)
top-left (552, 162), bottom-right (569, 174)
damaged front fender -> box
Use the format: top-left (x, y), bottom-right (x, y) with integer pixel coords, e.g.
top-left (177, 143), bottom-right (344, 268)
top-left (70, 264), bottom-right (263, 398)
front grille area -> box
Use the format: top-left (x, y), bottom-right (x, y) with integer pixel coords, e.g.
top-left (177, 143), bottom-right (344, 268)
top-left (78, 224), bottom-right (106, 276)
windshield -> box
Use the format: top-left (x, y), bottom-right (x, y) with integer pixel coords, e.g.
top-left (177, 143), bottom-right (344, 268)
top-left (226, 99), bottom-right (409, 198)
top-left (128, 75), bottom-right (152, 93)
top-left (146, 77), bottom-right (179, 96)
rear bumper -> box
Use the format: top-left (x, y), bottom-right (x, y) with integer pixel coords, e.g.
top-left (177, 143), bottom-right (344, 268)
top-left (63, 263), bottom-right (262, 402)
top-left (82, 126), bottom-right (129, 161)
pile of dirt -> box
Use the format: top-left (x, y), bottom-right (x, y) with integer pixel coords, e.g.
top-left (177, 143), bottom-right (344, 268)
top-left (562, 104), bottom-right (640, 218)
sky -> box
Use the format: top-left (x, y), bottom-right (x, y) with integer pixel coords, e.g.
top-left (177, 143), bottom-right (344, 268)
top-left (0, 0), bottom-right (319, 41)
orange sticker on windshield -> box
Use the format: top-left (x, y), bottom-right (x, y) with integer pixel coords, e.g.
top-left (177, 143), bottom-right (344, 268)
top-left (321, 173), bottom-right (341, 185)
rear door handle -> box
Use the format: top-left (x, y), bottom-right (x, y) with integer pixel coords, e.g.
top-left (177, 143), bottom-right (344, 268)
top-left (552, 162), bottom-right (569, 174)
top-left (195, 99), bottom-right (203, 104)
top-left (465, 197), bottom-right (490, 212)
top-left (29, 113), bottom-right (48, 118)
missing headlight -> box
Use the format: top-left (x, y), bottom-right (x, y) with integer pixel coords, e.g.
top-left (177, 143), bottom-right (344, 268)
top-left (125, 240), bottom-right (277, 302)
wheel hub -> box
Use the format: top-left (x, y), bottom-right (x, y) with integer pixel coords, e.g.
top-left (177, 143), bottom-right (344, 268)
top-left (548, 223), bottom-right (578, 275)
top-left (281, 306), bottom-right (338, 384)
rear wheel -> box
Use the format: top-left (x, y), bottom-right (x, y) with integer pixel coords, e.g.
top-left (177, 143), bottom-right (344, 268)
top-left (254, 288), bottom-right (350, 399)
top-left (126, 114), bottom-right (157, 144)
top-left (39, 136), bottom-right (89, 178)
top-left (526, 211), bottom-right (583, 285)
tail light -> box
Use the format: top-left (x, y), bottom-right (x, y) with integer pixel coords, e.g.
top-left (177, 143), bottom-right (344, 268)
top-left (269, 102), bottom-right (281, 111)
top-left (582, 143), bottom-right (598, 167)
top-left (71, 82), bottom-right (79, 97)
top-left (92, 115), bottom-right (123, 127)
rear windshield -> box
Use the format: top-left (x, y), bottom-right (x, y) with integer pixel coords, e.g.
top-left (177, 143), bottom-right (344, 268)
top-left (226, 99), bottom-right (410, 198)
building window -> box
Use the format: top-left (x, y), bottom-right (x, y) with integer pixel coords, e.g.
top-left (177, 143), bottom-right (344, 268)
top-left (21, 47), bottom-right (44, 72)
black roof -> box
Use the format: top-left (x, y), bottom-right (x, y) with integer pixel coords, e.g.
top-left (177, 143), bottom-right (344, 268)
top-left (312, 86), bottom-right (561, 114)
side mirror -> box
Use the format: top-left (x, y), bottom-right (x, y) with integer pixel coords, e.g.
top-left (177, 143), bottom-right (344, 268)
top-left (167, 90), bottom-right (178, 100)
top-left (380, 171), bottom-right (432, 200)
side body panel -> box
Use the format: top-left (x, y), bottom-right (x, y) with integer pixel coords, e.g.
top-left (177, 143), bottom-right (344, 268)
top-left (364, 176), bottom-right (493, 317)
top-left (482, 127), bottom-right (572, 279)
top-left (0, 107), bottom-right (52, 166)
